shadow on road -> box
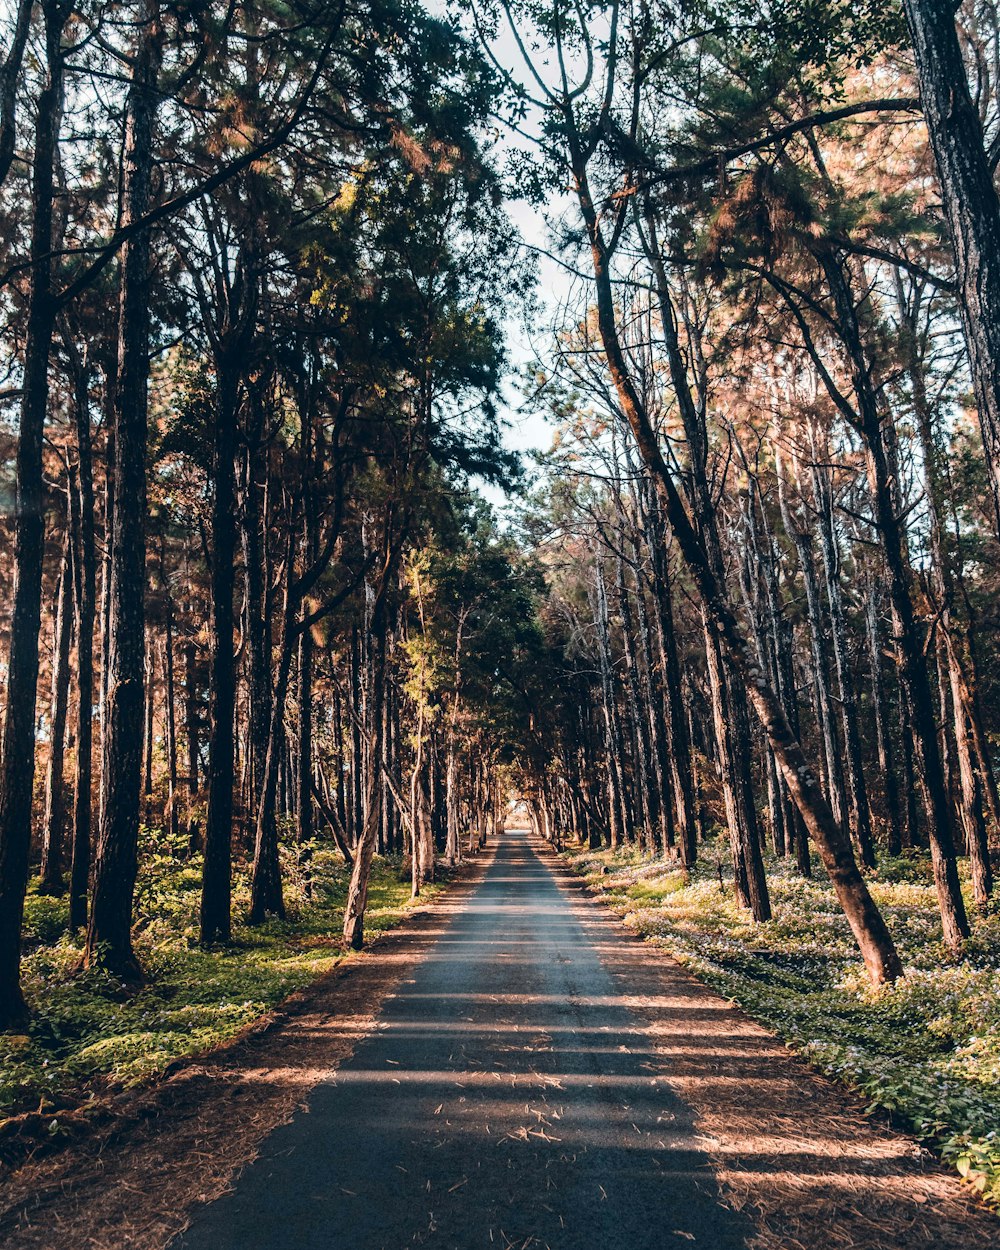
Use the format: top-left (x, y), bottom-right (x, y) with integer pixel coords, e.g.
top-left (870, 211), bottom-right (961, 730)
top-left (173, 831), bottom-right (752, 1250)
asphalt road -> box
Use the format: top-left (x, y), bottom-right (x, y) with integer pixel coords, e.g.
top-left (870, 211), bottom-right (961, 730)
top-left (173, 831), bottom-right (750, 1250)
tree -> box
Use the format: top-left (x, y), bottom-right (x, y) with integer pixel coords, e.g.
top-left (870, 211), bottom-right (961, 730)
top-left (84, 0), bottom-right (166, 981)
top-left (0, 0), bottom-right (68, 1026)
top-left (903, 0), bottom-right (1000, 535)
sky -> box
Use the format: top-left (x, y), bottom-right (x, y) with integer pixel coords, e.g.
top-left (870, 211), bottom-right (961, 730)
top-left (476, 195), bottom-right (561, 514)
top-left (450, 2), bottom-right (585, 507)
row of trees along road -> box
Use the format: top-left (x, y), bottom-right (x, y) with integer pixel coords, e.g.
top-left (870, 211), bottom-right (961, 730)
top-left (489, 0), bottom-right (1000, 986)
top-left (0, 0), bottom-right (547, 1028)
top-left (7, 0), bottom-right (1000, 1029)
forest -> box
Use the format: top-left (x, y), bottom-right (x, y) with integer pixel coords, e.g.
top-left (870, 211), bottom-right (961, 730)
top-left (4, 0), bottom-right (1000, 1245)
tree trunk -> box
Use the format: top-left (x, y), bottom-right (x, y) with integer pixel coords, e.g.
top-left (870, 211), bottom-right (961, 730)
top-left (0, 0), bottom-right (33, 190)
top-left (183, 641), bottom-right (199, 795)
top-left (142, 636), bottom-right (154, 825)
top-left (745, 476), bottom-right (808, 866)
top-left (631, 533), bottom-right (676, 855)
top-left (0, 0), bottom-right (65, 1026)
top-left (777, 460), bottom-right (849, 835)
top-left (343, 624), bottom-right (387, 949)
top-left (350, 625), bottom-right (365, 843)
top-left (578, 176), bottom-right (901, 982)
top-left (297, 623), bottom-right (314, 896)
top-left (737, 521), bottom-right (785, 858)
top-left (900, 287), bottom-right (993, 904)
top-left (809, 437), bottom-right (876, 867)
top-left (162, 572), bottom-right (179, 841)
top-left (642, 210), bottom-right (769, 916)
top-left (593, 560), bottom-right (628, 848)
top-left (240, 396), bottom-right (271, 824)
top-left (410, 686), bottom-right (427, 897)
top-left (85, 0), bottom-right (164, 981)
top-left (249, 587), bottom-right (293, 924)
top-left (201, 362), bottom-right (240, 943)
top-left (445, 677), bottom-right (462, 865)
top-left (898, 683), bottom-right (920, 849)
top-left (863, 583), bottom-right (902, 857)
top-left (69, 346), bottom-right (96, 932)
top-left (703, 616), bottom-right (771, 919)
top-left (40, 531), bottom-right (74, 893)
top-left (644, 485), bottom-right (697, 863)
top-left (616, 554), bottom-right (658, 853)
top-left (818, 248), bottom-right (970, 950)
top-left (902, 0), bottom-right (1000, 534)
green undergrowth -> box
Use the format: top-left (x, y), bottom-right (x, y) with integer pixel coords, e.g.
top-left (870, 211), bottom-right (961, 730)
top-left (563, 839), bottom-right (1000, 1205)
top-left (3, 827), bottom-right (443, 1129)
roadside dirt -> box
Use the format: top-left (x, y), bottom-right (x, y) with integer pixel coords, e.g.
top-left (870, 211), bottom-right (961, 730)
top-left (7, 835), bottom-right (999, 1250)
top-left (0, 850), bottom-right (495, 1250)
top-left (541, 843), bottom-right (1000, 1250)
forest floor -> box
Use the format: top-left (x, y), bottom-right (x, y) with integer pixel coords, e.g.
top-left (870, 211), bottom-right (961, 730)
top-left (4, 830), bottom-right (999, 1250)
top-left (1, 825), bottom-right (449, 1162)
top-left (562, 840), bottom-right (1000, 1210)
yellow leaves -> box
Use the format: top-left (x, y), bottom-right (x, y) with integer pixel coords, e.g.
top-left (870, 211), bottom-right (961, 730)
top-left (334, 178), bottom-right (359, 216)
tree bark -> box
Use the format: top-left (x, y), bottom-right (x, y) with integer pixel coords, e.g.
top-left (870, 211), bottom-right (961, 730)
top-left (745, 475), bottom-right (808, 866)
top-left (85, 0), bottom-right (164, 981)
top-left (161, 564), bottom-right (179, 841)
top-left (142, 637), bottom-right (155, 825)
top-left (40, 531), bottom-right (74, 893)
top-left (902, 0), bottom-right (1000, 534)
top-left (630, 529), bottom-right (676, 855)
top-left (616, 553), bottom-right (658, 853)
top-left (297, 623), bottom-right (314, 896)
top-left (68, 345), bottom-right (96, 932)
top-left (201, 361), bottom-right (241, 943)
top-left (644, 484), bottom-right (697, 863)
top-left (641, 208), bottom-right (769, 916)
top-left (240, 419), bottom-right (271, 823)
top-left (0, 0), bottom-right (32, 190)
top-left (0, 0), bottom-right (65, 1026)
top-left (350, 624), bottom-right (365, 843)
top-left (898, 283), bottom-right (993, 904)
top-left (777, 457), bottom-right (849, 835)
top-left (817, 248), bottom-right (970, 950)
top-left (182, 634), bottom-right (199, 826)
top-left (249, 572), bottom-right (293, 924)
top-left (577, 169), bottom-right (901, 982)
top-left (343, 624), bottom-right (387, 949)
top-left (737, 509), bottom-right (785, 858)
top-left (809, 435), bottom-right (876, 867)
top-left (593, 559), bottom-right (628, 848)
top-left (863, 581), bottom-right (902, 857)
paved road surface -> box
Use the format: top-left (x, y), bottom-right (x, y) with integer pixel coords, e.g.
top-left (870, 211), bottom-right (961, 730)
top-left (174, 831), bottom-right (749, 1249)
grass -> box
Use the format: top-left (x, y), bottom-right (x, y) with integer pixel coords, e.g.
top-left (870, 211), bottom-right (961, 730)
top-left (562, 836), bottom-right (1000, 1204)
top-left (2, 823), bottom-right (443, 1129)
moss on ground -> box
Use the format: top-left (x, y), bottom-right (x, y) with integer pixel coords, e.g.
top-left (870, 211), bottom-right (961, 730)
top-left (563, 839), bottom-right (1000, 1205)
top-left (3, 826), bottom-right (442, 1124)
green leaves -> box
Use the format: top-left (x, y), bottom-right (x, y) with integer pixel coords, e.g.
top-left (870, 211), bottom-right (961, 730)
top-left (707, 0), bottom-right (907, 71)
top-left (2, 853), bottom-right (427, 1123)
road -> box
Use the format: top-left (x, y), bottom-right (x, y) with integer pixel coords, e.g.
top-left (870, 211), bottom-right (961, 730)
top-left (173, 830), bottom-right (750, 1250)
